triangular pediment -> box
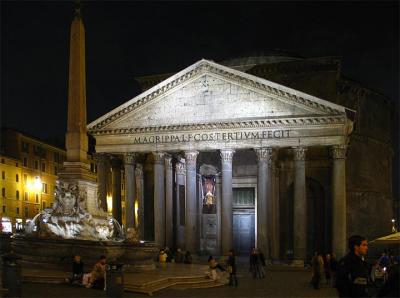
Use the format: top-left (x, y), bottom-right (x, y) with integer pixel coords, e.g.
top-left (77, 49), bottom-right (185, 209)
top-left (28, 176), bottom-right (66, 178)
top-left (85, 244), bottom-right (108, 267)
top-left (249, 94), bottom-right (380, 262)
top-left (88, 59), bottom-right (347, 132)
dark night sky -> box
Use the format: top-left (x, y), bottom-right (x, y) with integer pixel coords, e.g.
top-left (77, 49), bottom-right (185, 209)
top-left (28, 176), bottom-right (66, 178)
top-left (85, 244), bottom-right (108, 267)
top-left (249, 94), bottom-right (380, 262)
top-left (1, 1), bottom-right (399, 196)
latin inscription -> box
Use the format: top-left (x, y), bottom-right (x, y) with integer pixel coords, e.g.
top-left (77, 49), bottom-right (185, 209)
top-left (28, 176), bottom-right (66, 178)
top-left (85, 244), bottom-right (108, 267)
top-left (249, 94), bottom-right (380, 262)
top-left (131, 130), bottom-right (290, 144)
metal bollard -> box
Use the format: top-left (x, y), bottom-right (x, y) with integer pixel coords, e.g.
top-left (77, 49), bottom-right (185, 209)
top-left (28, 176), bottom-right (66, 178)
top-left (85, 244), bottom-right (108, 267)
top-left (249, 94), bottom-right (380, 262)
top-left (106, 262), bottom-right (124, 298)
top-left (2, 252), bottom-right (22, 298)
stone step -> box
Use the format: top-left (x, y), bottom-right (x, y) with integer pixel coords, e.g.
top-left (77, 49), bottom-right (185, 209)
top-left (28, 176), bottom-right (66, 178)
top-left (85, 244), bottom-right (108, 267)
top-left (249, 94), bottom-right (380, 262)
top-left (124, 275), bottom-right (224, 295)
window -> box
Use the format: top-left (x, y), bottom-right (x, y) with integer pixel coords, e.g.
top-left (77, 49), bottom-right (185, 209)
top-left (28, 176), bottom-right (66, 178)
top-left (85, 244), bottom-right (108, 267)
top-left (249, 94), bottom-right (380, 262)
top-left (23, 157), bottom-right (28, 167)
top-left (1, 158), bottom-right (4, 164)
top-left (24, 192), bottom-right (28, 201)
top-left (16, 207), bottom-right (19, 214)
top-left (16, 174), bottom-right (19, 182)
top-left (34, 160), bottom-right (39, 170)
top-left (2, 171), bottom-right (5, 179)
top-left (24, 207), bottom-right (28, 217)
top-left (53, 152), bottom-right (60, 163)
top-left (21, 141), bottom-right (29, 153)
top-left (54, 166), bottom-right (58, 175)
top-left (35, 194), bottom-right (39, 203)
top-left (2, 188), bottom-right (5, 197)
top-left (16, 162), bottom-right (18, 167)
top-left (41, 162), bottom-right (46, 172)
top-left (42, 201), bottom-right (46, 209)
top-left (23, 174), bottom-right (27, 184)
top-left (42, 183), bottom-right (48, 194)
top-left (2, 206), bottom-right (5, 213)
top-left (16, 190), bottom-right (19, 200)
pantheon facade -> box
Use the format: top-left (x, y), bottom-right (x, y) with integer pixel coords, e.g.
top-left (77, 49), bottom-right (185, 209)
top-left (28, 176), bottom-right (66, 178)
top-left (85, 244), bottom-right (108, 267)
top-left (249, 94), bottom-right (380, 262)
top-left (88, 56), bottom-right (394, 261)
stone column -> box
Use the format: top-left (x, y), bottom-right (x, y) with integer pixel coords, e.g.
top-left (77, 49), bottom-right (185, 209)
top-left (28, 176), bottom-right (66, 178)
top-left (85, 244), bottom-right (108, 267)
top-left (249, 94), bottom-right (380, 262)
top-left (330, 145), bottom-right (347, 258)
top-left (111, 156), bottom-right (122, 224)
top-left (184, 150), bottom-right (199, 253)
top-left (95, 153), bottom-right (108, 212)
top-left (175, 161), bottom-right (186, 249)
top-left (220, 149), bottom-right (235, 254)
top-left (153, 152), bottom-right (165, 247)
top-left (270, 153), bottom-right (280, 261)
top-left (135, 164), bottom-right (144, 239)
top-left (255, 147), bottom-right (273, 258)
top-left (292, 147), bottom-right (307, 264)
top-left (165, 155), bottom-right (173, 248)
top-left (124, 153), bottom-right (136, 230)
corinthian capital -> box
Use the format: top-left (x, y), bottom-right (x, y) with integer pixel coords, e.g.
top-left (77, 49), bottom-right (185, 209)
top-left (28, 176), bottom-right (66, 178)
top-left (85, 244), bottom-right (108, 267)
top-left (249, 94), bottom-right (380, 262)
top-left (254, 147), bottom-right (274, 164)
top-left (93, 153), bottom-right (109, 164)
top-left (330, 145), bottom-right (347, 159)
top-left (292, 147), bottom-right (307, 161)
top-left (135, 164), bottom-right (143, 177)
top-left (124, 153), bottom-right (137, 165)
top-left (220, 149), bottom-right (235, 163)
top-left (175, 162), bottom-right (186, 175)
top-left (184, 150), bottom-right (199, 166)
top-left (164, 155), bottom-right (172, 170)
top-left (152, 152), bottom-right (165, 164)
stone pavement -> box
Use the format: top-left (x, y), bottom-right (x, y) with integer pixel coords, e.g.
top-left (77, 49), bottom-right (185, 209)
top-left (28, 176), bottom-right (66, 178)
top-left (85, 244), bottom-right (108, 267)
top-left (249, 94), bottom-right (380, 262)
top-left (21, 261), bottom-right (339, 297)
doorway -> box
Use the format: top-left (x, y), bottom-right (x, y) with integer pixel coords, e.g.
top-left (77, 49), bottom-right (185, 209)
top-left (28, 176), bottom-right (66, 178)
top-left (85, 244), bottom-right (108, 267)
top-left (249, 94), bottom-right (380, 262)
top-left (233, 188), bottom-right (255, 256)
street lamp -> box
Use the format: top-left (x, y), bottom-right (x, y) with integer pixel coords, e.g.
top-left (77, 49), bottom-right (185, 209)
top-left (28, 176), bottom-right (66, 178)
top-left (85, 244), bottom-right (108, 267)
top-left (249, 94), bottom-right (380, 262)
top-left (391, 218), bottom-right (397, 233)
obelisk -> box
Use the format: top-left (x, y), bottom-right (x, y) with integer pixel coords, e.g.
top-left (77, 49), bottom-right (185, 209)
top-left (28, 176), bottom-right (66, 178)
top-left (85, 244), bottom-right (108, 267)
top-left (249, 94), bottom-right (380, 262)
top-left (59, 3), bottom-right (100, 215)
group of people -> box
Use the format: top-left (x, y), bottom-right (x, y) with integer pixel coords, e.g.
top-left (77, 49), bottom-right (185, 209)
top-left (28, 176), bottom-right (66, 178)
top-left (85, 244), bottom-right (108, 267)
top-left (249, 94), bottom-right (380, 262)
top-left (249, 247), bottom-right (266, 279)
top-left (310, 252), bottom-right (338, 289)
top-left (207, 250), bottom-right (238, 286)
top-left (68, 255), bottom-right (107, 290)
top-left (158, 247), bottom-right (193, 264)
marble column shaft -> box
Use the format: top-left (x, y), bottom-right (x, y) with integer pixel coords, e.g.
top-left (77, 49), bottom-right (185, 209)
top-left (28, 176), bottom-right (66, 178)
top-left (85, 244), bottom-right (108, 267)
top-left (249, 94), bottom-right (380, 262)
top-left (124, 153), bottom-right (136, 230)
top-left (331, 145), bottom-right (347, 258)
top-left (165, 156), bottom-right (173, 249)
top-left (153, 152), bottom-right (166, 247)
top-left (135, 164), bottom-right (144, 239)
top-left (293, 147), bottom-right (307, 261)
top-left (255, 147), bottom-right (273, 258)
top-left (111, 157), bottom-right (122, 224)
top-left (220, 149), bottom-right (235, 254)
top-left (270, 155), bottom-right (280, 260)
top-left (184, 151), bottom-right (199, 253)
top-left (95, 153), bottom-right (108, 212)
top-left (175, 161), bottom-right (186, 249)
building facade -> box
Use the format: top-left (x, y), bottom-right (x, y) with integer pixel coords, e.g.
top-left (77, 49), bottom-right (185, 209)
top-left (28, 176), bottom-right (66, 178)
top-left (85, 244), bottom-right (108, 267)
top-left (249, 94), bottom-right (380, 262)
top-left (0, 128), bottom-right (100, 232)
top-left (86, 56), bottom-right (395, 261)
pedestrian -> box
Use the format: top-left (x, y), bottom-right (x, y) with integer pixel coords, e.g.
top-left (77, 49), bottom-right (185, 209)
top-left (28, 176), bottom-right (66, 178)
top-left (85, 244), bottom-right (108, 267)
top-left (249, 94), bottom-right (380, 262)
top-left (311, 252), bottom-right (324, 289)
top-left (227, 249), bottom-right (238, 286)
top-left (159, 249), bottom-right (167, 268)
top-left (324, 254), bottom-right (332, 286)
top-left (330, 253), bottom-right (338, 287)
top-left (69, 255), bottom-right (84, 285)
top-left (175, 248), bottom-right (184, 263)
top-left (336, 235), bottom-right (369, 297)
top-left (249, 247), bottom-right (265, 279)
top-left (86, 255), bottom-right (107, 289)
top-left (184, 251), bottom-right (192, 264)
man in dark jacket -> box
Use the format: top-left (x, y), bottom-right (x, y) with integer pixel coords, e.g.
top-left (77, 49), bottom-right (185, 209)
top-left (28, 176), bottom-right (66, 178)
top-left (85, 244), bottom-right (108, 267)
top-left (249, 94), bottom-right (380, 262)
top-left (336, 235), bottom-right (369, 297)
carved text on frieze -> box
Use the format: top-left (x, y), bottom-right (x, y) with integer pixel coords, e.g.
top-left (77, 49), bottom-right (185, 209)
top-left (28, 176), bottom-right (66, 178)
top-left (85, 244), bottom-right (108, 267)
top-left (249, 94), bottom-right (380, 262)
top-left (131, 129), bottom-right (290, 145)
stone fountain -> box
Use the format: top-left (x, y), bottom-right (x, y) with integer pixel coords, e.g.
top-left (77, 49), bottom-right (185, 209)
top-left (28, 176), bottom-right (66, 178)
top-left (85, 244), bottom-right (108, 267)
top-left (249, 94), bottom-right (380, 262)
top-left (11, 180), bottom-right (158, 272)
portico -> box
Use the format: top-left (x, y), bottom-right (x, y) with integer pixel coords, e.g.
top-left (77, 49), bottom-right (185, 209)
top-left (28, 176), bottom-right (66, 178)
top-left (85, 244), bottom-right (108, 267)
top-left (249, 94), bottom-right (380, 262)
top-left (88, 59), bottom-right (353, 261)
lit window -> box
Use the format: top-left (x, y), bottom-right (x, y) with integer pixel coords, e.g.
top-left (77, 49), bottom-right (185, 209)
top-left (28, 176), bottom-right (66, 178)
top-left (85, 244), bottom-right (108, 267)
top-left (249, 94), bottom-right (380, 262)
top-left (42, 183), bottom-right (48, 194)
